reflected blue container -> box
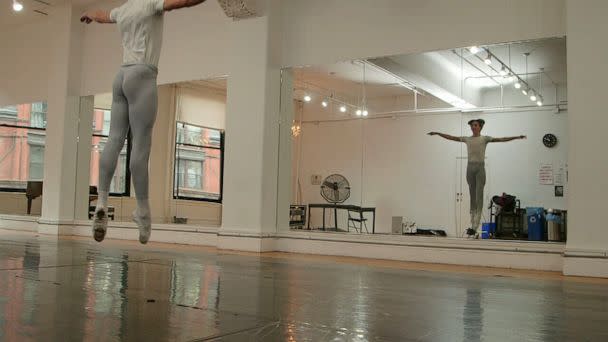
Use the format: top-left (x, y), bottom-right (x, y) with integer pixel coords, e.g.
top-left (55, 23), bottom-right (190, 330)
top-left (481, 222), bottom-right (496, 239)
top-left (527, 207), bottom-right (545, 241)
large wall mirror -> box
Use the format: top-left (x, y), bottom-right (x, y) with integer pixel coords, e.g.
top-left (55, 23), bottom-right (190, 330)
top-left (281, 37), bottom-right (568, 242)
top-left (77, 78), bottom-right (227, 228)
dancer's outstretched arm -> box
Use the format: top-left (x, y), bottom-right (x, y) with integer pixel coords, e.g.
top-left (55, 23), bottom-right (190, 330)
top-left (80, 10), bottom-right (113, 24)
top-left (81, 0), bottom-right (208, 24)
top-left (163, 0), bottom-right (208, 11)
top-left (491, 135), bottom-right (526, 142)
top-left (428, 132), bottom-right (462, 142)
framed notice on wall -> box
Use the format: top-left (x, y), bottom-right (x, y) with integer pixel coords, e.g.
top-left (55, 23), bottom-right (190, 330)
top-left (539, 163), bottom-right (554, 185)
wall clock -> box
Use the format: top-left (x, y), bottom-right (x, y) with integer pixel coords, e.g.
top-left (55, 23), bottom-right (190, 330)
top-left (543, 133), bottom-right (558, 148)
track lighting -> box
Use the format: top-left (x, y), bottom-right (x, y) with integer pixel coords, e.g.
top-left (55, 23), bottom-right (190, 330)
top-left (13, 0), bottom-right (23, 12)
top-left (303, 95), bottom-right (311, 102)
top-left (529, 91), bottom-right (537, 102)
top-left (469, 46), bottom-right (480, 54)
top-left (339, 105), bottom-right (347, 113)
top-left (356, 109), bottom-right (362, 116)
top-left (514, 81), bottom-right (521, 89)
top-left (536, 97), bottom-right (543, 106)
top-left (321, 100), bottom-right (328, 108)
top-left (362, 110), bottom-right (368, 117)
top-left (499, 65), bottom-right (508, 76)
top-left (522, 88), bottom-right (528, 96)
top-left (484, 53), bottom-right (492, 65)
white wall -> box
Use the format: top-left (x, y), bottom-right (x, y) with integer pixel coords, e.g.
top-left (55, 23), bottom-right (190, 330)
top-left (295, 104), bottom-right (568, 235)
top-left (563, 0), bottom-right (608, 277)
top-left (0, 19), bottom-right (53, 106)
top-left (80, 0), bottom-right (232, 96)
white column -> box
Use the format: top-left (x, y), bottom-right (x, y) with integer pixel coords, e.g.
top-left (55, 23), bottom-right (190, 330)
top-left (563, 0), bottom-right (608, 277)
top-left (276, 69), bottom-right (295, 232)
top-left (220, 1), bottom-right (283, 251)
top-left (38, 3), bottom-right (89, 234)
top-left (74, 96), bottom-right (94, 221)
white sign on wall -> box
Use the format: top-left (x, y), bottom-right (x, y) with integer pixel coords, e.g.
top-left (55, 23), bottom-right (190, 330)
top-left (539, 163), bottom-right (554, 185)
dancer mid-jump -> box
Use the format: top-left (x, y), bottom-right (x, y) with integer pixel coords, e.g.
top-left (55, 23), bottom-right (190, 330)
top-left (429, 119), bottom-right (526, 238)
top-left (81, 0), bottom-right (208, 244)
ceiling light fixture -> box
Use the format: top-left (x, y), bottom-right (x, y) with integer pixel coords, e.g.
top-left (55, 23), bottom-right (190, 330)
top-left (303, 95), bottom-right (311, 102)
top-left (522, 88), bottom-right (529, 96)
top-left (356, 109), bottom-right (362, 116)
top-left (529, 91), bottom-right (537, 102)
top-left (339, 105), bottom-right (347, 113)
top-left (536, 96), bottom-right (543, 106)
top-left (499, 65), bottom-right (508, 76)
top-left (362, 110), bottom-right (369, 117)
top-left (321, 100), bottom-right (328, 107)
top-left (469, 46), bottom-right (480, 54)
top-left (13, 0), bottom-right (23, 12)
top-left (484, 52), bottom-right (492, 65)
top-left (514, 80), bottom-right (522, 89)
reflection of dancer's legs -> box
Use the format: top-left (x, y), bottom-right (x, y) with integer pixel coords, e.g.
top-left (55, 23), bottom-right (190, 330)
top-left (94, 65), bottom-right (158, 244)
top-left (466, 162), bottom-right (486, 234)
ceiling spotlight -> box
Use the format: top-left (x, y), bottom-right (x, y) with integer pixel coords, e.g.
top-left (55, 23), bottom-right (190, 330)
top-left (484, 53), bottom-right (492, 65)
top-left (13, 0), bottom-right (23, 12)
top-left (536, 97), bottom-right (543, 106)
top-left (514, 81), bottom-right (522, 89)
top-left (522, 88), bottom-right (529, 96)
top-left (356, 109), bottom-right (362, 116)
top-left (499, 66), bottom-right (508, 76)
top-left (469, 46), bottom-right (480, 54)
top-left (529, 91), bottom-right (537, 102)
top-left (362, 110), bottom-right (369, 117)
top-left (321, 100), bottom-right (328, 108)
top-left (303, 95), bottom-right (312, 102)
top-left (339, 105), bottom-right (347, 113)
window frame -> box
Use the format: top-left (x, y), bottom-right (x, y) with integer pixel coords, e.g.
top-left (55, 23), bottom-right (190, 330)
top-left (0, 123), bottom-right (46, 193)
top-left (173, 121), bottom-right (224, 203)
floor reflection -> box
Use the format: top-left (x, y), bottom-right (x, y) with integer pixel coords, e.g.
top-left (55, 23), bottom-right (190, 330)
top-left (0, 231), bottom-right (606, 341)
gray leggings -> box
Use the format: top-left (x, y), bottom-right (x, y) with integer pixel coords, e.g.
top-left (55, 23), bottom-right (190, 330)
top-left (466, 162), bottom-right (486, 229)
top-left (98, 64), bottom-right (158, 200)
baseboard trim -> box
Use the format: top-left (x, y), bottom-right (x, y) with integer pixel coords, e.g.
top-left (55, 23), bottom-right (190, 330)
top-left (563, 256), bottom-right (608, 278)
top-left (274, 235), bottom-right (564, 272)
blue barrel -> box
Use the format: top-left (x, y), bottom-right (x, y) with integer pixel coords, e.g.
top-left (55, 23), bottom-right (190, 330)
top-left (527, 207), bottom-right (545, 241)
top-left (481, 222), bottom-right (496, 239)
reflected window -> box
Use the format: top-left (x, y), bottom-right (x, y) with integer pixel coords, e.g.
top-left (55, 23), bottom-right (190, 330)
top-left (0, 102), bottom-right (47, 191)
top-left (173, 122), bottom-right (224, 202)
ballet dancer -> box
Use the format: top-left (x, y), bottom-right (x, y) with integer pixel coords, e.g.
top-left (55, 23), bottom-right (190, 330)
top-left (428, 119), bottom-right (526, 238)
top-left (81, 0), bottom-right (208, 244)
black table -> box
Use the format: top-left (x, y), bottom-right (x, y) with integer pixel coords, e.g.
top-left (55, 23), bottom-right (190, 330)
top-left (307, 203), bottom-right (376, 233)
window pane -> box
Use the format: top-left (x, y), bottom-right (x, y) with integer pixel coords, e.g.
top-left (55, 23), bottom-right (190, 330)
top-left (176, 122), bottom-right (221, 148)
top-left (0, 102), bottom-right (47, 128)
top-left (174, 144), bottom-right (222, 201)
top-left (0, 126), bottom-right (46, 189)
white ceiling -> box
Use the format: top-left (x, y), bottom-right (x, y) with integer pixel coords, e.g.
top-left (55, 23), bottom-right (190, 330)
top-left (294, 37), bottom-right (567, 110)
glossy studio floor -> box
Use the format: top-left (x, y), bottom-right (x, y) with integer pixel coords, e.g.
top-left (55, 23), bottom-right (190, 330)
top-left (0, 229), bottom-right (606, 342)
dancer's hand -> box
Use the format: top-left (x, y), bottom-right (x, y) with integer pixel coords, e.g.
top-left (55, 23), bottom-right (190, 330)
top-left (80, 10), bottom-right (113, 24)
top-left (520, 135), bottom-right (527, 139)
top-left (428, 132), bottom-right (438, 136)
top-left (80, 12), bottom-right (93, 24)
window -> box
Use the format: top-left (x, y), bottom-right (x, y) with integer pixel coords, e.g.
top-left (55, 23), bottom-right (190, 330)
top-left (89, 109), bottom-right (130, 195)
top-left (0, 102), bottom-right (47, 191)
top-left (174, 122), bottom-right (224, 202)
